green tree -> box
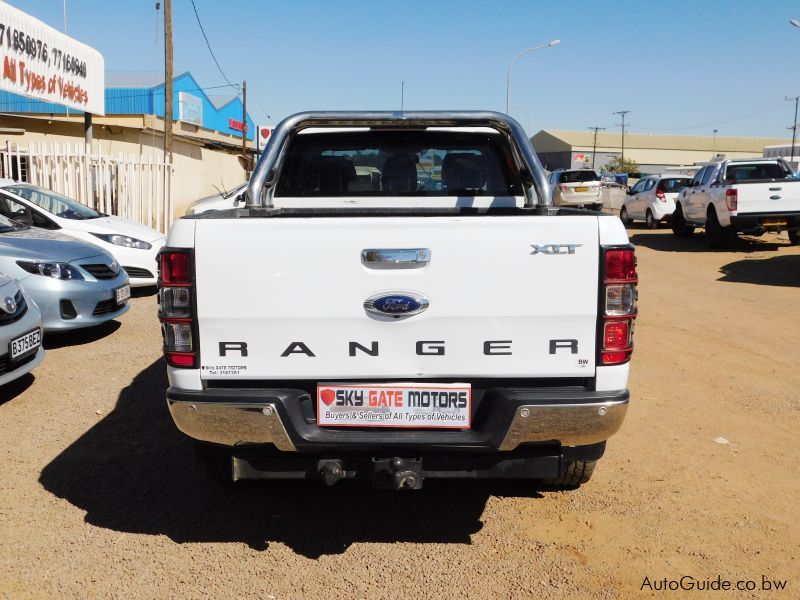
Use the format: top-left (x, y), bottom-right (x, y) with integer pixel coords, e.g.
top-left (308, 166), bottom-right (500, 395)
top-left (603, 156), bottom-right (639, 174)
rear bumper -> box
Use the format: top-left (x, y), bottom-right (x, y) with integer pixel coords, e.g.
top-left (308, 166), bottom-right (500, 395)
top-left (166, 386), bottom-right (629, 453)
top-left (729, 212), bottom-right (800, 232)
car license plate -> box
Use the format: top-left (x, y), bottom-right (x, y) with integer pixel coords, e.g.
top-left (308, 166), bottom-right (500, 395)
top-left (9, 328), bottom-right (41, 361)
top-left (317, 383), bottom-right (472, 428)
top-left (574, 186), bottom-right (589, 192)
top-left (115, 284), bottom-right (131, 304)
top-left (763, 219), bottom-right (788, 227)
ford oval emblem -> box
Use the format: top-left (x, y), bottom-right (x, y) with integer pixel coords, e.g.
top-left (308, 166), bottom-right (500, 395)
top-left (364, 291), bottom-right (429, 318)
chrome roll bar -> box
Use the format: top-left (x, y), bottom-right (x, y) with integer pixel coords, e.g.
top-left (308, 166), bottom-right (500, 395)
top-left (245, 111), bottom-right (551, 208)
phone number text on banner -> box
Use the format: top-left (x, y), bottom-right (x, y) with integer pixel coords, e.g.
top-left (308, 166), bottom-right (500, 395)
top-left (0, 1), bottom-right (104, 114)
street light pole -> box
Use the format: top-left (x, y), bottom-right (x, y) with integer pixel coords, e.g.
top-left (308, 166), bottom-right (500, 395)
top-left (712, 128), bottom-right (718, 156)
top-left (506, 39), bottom-right (560, 114)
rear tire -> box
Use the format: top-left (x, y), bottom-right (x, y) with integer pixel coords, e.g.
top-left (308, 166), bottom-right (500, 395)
top-left (544, 459), bottom-right (597, 488)
top-left (645, 209), bottom-right (657, 229)
top-left (705, 208), bottom-right (736, 249)
top-left (619, 206), bottom-right (632, 226)
top-left (789, 229), bottom-right (800, 245)
top-left (592, 203), bottom-right (603, 212)
top-left (671, 204), bottom-right (694, 237)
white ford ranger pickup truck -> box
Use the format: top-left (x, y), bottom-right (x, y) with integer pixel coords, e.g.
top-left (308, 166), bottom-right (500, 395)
top-left (159, 112), bottom-right (637, 490)
top-left (672, 158), bottom-right (800, 247)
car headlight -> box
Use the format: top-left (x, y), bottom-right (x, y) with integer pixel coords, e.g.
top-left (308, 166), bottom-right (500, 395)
top-left (91, 233), bottom-right (152, 250)
top-left (16, 261), bottom-right (84, 280)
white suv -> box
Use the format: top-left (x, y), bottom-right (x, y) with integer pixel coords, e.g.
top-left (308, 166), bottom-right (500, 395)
top-left (620, 175), bottom-right (691, 228)
top-left (548, 169), bottom-right (602, 209)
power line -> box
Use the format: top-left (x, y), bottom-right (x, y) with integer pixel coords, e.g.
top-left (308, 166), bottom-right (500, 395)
top-left (189, 0), bottom-right (238, 92)
top-left (648, 101), bottom-right (785, 133)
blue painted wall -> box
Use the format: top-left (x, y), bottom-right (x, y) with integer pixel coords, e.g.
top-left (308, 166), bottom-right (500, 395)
top-left (0, 71), bottom-right (253, 140)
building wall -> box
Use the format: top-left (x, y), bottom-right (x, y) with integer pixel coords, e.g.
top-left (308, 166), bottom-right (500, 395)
top-left (1, 118), bottom-right (246, 216)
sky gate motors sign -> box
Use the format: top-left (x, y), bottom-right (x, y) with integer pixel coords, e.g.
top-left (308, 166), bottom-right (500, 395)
top-left (0, 1), bottom-right (104, 115)
top-left (317, 382), bottom-right (472, 428)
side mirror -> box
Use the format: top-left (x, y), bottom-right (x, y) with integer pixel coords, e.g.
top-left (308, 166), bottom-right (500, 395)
top-left (627, 189), bottom-right (635, 195)
top-left (234, 192), bottom-right (245, 205)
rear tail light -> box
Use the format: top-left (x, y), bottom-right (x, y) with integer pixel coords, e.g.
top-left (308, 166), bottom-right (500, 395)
top-left (655, 189), bottom-right (666, 201)
top-left (560, 185), bottom-right (570, 193)
top-left (599, 246), bottom-right (637, 365)
top-left (158, 249), bottom-right (197, 368)
top-left (725, 189), bottom-right (738, 211)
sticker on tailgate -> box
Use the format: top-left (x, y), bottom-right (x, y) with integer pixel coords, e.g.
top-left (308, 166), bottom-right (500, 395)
top-left (317, 382), bottom-right (471, 428)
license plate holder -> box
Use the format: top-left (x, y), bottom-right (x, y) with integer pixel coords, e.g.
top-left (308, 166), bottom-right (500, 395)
top-left (317, 382), bottom-right (472, 428)
top-left (762, 218), bottom-right (788, 227)
top-left (574, 186), bottom-right (589, 192)
top-left (115, 284), bottom-right (131, 304)
top-left (9, 328), bottom-right (41, 361)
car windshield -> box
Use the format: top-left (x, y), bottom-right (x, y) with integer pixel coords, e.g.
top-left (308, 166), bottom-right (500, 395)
top-left (657, 178), bottom-right (690, 193)
top-left (275, 130), bottom-right (521, 197)
top-left (559, 171), bottom-right (600, 183)
top-left (724, 162), bottom-right (793, 182)
top-left (2, 185), bottom-right (101, 220)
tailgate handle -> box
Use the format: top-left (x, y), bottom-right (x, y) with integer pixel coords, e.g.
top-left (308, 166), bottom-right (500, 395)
top-left (361, 248), bottom-right (431, 269)
top-left (769, 187), bottom-right (782, 191)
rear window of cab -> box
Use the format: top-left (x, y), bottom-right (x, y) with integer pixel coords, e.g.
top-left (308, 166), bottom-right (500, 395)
top-left (657, 178), bottom-right (690, 193)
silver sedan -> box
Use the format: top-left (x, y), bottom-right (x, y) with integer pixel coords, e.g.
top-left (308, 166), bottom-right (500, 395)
top-left (0, 273), bottom-right (44, 386)
top-left (0, 216), bottom-right (130, 331)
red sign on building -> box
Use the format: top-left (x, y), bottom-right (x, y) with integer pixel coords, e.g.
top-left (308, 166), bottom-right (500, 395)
top-left (228, 118), bottom-right (247, 133)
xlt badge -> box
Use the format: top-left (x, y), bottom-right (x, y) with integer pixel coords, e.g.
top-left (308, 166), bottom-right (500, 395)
top-left (530, 244), bottom-right (582, 255)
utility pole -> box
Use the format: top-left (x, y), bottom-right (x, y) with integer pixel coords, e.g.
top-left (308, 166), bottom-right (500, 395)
top-left (164, 0), bottom-right (173, 163)
top-left (712, 128), bottom-right (718, 157)
top-left (612, 110), bottom-right (630, 168)
top-left (786, 96), bottom-right (799, 164)
top-left (401, 81), bottom-right (404, 112)
top-left (588, 126), bottom-right (605, 170)
top-left (242, 80), bottom-right (249, 175)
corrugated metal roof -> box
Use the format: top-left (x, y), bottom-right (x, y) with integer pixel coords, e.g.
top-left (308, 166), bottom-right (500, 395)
top-left (534, 129), bottom-right (792, 152)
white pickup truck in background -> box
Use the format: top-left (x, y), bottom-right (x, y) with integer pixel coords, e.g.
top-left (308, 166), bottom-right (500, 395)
top-left (671, 158), bottom-right (800, 247)
top-left (158, 112), bottom-right (637, 490)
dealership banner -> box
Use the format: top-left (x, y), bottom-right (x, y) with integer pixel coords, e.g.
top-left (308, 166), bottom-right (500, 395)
top-left (0, 1), bottom-right (104, 114)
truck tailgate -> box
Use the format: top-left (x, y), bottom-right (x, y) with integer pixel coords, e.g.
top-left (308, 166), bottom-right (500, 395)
top-left (735, 181), bottom-right (800, 214)
top-left (194, 215), bottom-right (600, 380)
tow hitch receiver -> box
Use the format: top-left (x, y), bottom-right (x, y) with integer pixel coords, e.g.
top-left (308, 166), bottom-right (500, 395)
top-left (373, 457), bottom-right (423, 490)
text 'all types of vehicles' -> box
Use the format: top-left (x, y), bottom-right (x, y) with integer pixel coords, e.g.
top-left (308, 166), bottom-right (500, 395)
top-left (160, 111), bottom-right (638, 491)
top-left (670, 158), bottom-right (800, 247)
top-left (0, 181), bottom-right (166, 286)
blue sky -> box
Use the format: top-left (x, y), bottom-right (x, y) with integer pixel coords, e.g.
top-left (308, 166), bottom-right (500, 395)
top-left (11, 0), bottom-right (800, 139)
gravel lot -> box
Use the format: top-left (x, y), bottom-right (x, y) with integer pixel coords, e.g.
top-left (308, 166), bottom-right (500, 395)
top-left (1, 227), bottom-right (798, 599)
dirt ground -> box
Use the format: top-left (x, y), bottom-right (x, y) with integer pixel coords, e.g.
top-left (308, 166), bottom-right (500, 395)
top-left (1, 227), bottom-right (798, 599)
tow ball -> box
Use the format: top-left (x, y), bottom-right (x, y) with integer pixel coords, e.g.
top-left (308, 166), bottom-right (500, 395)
top-left (373, 457), bottom-right (424, 490)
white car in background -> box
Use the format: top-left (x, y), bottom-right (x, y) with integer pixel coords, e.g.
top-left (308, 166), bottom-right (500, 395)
top-left (185, 183), bottom-right (247, 215)
top-left (620, 175), bottom-right (691, 228)
top-left (0, 272), bottom-right (44, 386)
top-left (548, 169), bottom-right (603, 210)
top-left (0, 181), bottom-right (165, 287)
